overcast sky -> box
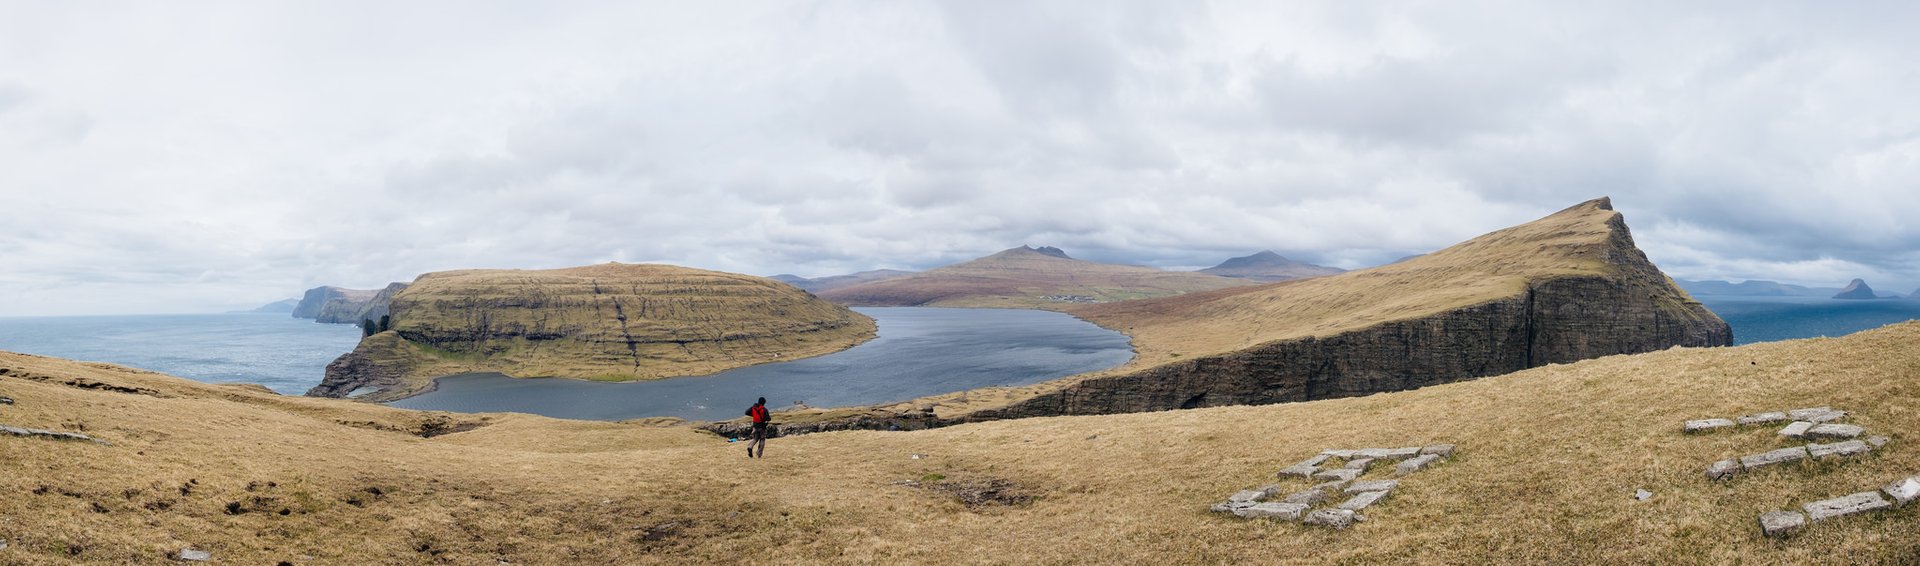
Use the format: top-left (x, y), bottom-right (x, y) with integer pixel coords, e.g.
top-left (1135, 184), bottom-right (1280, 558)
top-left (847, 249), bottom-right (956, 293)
top-left (3, 2), bottom-right (1918, 316)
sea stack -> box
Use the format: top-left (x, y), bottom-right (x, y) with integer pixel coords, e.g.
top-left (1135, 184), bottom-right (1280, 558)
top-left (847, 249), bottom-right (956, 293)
top-left (952, 197), bottom-right (1733, 420)
top-left (1832, 279), bottom-right (1878, 300)
top-left (309, 263), bottom-right (875, 402)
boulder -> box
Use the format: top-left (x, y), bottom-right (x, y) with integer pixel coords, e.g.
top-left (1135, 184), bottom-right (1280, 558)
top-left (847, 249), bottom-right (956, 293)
top-left (1758, 510), bottom-right (1807, 538)
top-left (1683, 418), bottom-right (1736, 433)
top-left (1345, 479), bottom-right (1399, 494)
top-left (1803, 491), bottom-right (1890, 522)
top-left (1313, 468), bottom-right (1362, 482)
top-left (1420, 444), bottom-right (1456, 458)
top-left (1806, 423), bottom-right (1865, 440)
top-left (1304, 509), bottom-right (1356, 529)
top-left (1777, 421), bottom-right (1814, 439)
top-left (1233, 502), bottom-right (1309, 520)
top-left (1885, 477), bottom-right (1920, 507)
top-left (1739, 447), bottom-right (1809, 471)
top-left (1705, 459), bottom-right (1740, 481)
top-left (1396, 454), bottom-right (1442, 476)
top-left (1339, 490), bottom-right (1390, 511)
top-left (1807, 440), bottom-right (1872, 460)
top-left (1737, 412), bottom-right (1788, 426)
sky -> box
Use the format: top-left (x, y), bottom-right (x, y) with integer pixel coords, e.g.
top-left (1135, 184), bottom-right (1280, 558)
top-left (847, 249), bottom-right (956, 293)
top-left (3, 1), bottom-right (1919, 316)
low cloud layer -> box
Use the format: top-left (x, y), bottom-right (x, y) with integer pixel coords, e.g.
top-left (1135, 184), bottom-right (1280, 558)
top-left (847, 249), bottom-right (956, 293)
top-left (3, 2), bottom-right (1919, 315)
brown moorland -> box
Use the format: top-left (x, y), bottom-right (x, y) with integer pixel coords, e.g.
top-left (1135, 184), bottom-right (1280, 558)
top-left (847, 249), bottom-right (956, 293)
top-left (815, 245), bottom-right (1255, 310)
top-left (3, 320), bottom-right (1920, 563)
top-left (311, 263), bottom-right (875, 402)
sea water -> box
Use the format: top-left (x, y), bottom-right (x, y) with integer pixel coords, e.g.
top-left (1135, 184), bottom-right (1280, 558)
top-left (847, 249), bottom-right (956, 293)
top-left (0, 312), bottom-right (362, 394)
top-left (1695, 296), bottom-right (1920, 345)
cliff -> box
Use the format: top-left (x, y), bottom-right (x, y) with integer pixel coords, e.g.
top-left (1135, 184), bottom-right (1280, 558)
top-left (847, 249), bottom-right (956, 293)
top-left (885, 197), bottom-right (1729, 421)
top-left (1197, 250), bottom-right (1345, 282)
top-left (816, 245), bottom-right (1254, 309)
top-left (292, 284), bottom-right (408, 324)
top-left (248, 298), bottom-right (299, 313)
top-left (1832, 279), bottom-right (1879, 300)
top-left (309, 263), bottom-right (876, 401)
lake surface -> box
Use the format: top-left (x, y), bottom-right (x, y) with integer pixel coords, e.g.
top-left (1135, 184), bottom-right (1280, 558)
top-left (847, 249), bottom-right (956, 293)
top-left (0, 312), bottom-right (362, 394)
top-left (1695, 295), bottom-right (1920, 345)
top-left (386, 307), bottom-right (1136, 421)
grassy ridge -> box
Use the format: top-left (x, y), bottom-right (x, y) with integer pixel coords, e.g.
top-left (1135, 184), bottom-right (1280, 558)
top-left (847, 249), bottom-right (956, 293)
top-left (5, 319), bottom-right (1920, 563)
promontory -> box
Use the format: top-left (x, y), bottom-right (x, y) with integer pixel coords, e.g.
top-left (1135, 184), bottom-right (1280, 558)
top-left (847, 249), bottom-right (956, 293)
top-left (308, 263), bottom-right (876, 401)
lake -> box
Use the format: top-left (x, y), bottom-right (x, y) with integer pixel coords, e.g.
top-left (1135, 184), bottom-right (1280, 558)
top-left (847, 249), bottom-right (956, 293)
top-left (386, 307), bottom-right (1136, 421)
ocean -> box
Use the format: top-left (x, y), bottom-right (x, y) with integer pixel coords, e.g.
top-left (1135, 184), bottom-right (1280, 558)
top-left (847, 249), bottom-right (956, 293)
top-left (0, 296), bottom-right (1912, 404)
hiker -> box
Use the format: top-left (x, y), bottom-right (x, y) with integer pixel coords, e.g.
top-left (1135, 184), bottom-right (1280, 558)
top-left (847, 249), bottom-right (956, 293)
top-left (745, 397), bottom-right (770, 458)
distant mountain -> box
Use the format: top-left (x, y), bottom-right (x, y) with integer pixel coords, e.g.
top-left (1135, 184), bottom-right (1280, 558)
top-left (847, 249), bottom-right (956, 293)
top-left (768, 269), bottom-right (917, 294)
top-left (1674, 279), bottom-right (1838, 297)
top-left (815, 245), bottom-right (1254, 309)
top-left (1910, 287), bottom-right (1920, 300)
top-left (248, 298), bottom-right (300, 313)
top-left (1833, 279), bottom-right (1879, 300)
top-left (1197, 251), bottom-right (1344, 282)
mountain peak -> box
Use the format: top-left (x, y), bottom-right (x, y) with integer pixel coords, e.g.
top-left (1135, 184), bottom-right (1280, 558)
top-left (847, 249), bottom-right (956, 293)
top-left (1199, 251), bottom-right (1344, 282)
top-left (1026, 245), bottom-right (1071, 259)
top-left (1834, 278), bottom-right (1878, 300)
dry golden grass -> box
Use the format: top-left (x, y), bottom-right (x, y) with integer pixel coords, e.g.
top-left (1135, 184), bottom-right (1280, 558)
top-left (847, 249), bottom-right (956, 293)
top-left (817, 246), bottom-right (1253, 309)
top-left (6, 318), bottom-right (1920, 564)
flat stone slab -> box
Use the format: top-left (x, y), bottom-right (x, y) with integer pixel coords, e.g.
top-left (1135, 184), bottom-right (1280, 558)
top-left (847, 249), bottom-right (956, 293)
top-left (1807, 440), bottom-right (1872, 460)
top-left (1806, 423), bottom-right (1865, 440)
top-left (1313, 468), bottom-right (1362, 482)
top-left (1380, 447), bottom-right (1422, 460)
top-left (1684, 418), bottom-right (1736, 433)
top-left (1233, 502), bottom-right (1309, 520)
top-left (1312, 479), bottom-right (1350, 492)
top-left (1281, 488), bottom-right (1329, 506)
top-left (1277, 464), bottom-right (1319, 478)
top-left (1738, 412), bottom-right (1789, 426)
top-left (1739, 446), bottom-right (1809, 471)
top-left (1345, 479), bottom-right (1399, 494)
top-left (1705, 459), bottom-right (1740, 481)
top-left (1759, 510), bottom-right (1807, 538)
top-left (1303, 508), bottom-right (1356, 529)
top-left (1320, 449), bottom-right (1358, 458)
top-left (1777, 421), bottom-right (1814, 439)
top-left (179, 549), bottom-right (212, 562)
top-left (1788, 407), bottom-right (1847, 423)
top-left (1395, 454), bottom-right (1441, 476)
top-left (0, 424), bottom-right (107, 444)
top-left (1301, 454), bottom-right (1332, 466)
top-left (1419, 444), bottom-right (1455, 458)
top-left (1804, 491), bottom-right (1890, 522)
top-left (1884, 477), bottom-right (1920, 507)
top-left (1228, 489), bottom-right (1267, 503)
top-left (1867, 436), bottom-right (1891, 448)
top-left (1209, 501), bottom-right (1251, 514)
top-left (1338, 490), bottom-right (1389, 511)
top-left (1343, 458), bottom-right (1375, 470)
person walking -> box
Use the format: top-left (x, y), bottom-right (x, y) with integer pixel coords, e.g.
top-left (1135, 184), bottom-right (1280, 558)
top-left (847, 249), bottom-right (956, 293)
top-left (745, 397), bottom-right (770, 458)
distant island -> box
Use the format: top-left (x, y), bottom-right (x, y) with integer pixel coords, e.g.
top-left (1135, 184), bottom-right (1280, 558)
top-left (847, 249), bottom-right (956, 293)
top-left (1195, 250), bottom-right (1345, 282)
top-left (815, 245), bottom-right (1253, 309)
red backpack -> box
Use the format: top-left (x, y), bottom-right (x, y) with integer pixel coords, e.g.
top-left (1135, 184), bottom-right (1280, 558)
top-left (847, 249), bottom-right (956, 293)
top-left (747, 405), bottom-right (769, 423)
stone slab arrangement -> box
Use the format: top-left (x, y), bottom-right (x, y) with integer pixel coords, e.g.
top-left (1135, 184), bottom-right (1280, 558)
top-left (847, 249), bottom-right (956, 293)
top-left (1210, 444), bottom-right (1455, 530)
top-left (1687, 407), bottom-right (1920, 538)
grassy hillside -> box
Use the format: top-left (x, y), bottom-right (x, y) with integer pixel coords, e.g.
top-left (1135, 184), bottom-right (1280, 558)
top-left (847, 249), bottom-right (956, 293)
top-left (817, 246), bottom-right (1254, 309)
top-left (313, 263), bottom-right (875, 401)
top-left (4, 318), bottom-right (1919, 563)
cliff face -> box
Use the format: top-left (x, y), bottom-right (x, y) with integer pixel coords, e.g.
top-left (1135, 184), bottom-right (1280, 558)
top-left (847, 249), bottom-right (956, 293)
top-left (293, 284), bottom-right (408, 324)
top-left (917, 197), bottom-right (1730, 422)
top-left (309, 263), bottom-right (876, 401)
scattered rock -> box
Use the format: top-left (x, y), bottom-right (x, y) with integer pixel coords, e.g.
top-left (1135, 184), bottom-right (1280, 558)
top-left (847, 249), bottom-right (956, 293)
top-left (1739, 446), bottom-right (1809, 471)
top-left (1867, 436), bottom-right (1891, 448)
top-left (1338, 490), bottom-right (1389, 511)
top-left (1777, 421), bottom-right (1815, 439)
top-left (1806, 423), bottom-right (1865, 440)
top-left (0, 539), bottom-right (7, 550)
top-left (1787, 407), bottom-right (1847, 423)
top-left (1227, 489), bottom-right (1267, 503)
top-left (1807, 440), bottom-right (1872, 460)
top-left (1883, 477), bottom-right (1920, 507)
top-left (1233, 502), bottom-right (1309, 520)
top-left (1395, 454), bottom-right (1441, 476)
top-left (1803, 491), bottom-right (1890, 522)
top-left (910, 454), bottom-right (926, 460)
top-left (1343, 458), bottom-right (1375, 470)
top-left (1344, 480), bottom-right (1399, 494)
top-left (0, 396), bottom-right (12, 405)
top-left (1634, 489), bottom-right (1653, 501)
top-left (1737, 412), bottom-right (1788, 426)
top-left (1683, 418), bottom-right (1736, 433)
top-left (0, 424), bottom-right (109, 445)
top-left (1303, 508), bottom-right (1356, 529)
top-left (1758, 510), bottom-right (1807, 538)
top-left (1419, 444), bottom-right (1455, 458)
top-left (1312, 468), bottom-right (1362, 482)
top-left (179, 548), bottom-right (212, 561)
top-left (1705, 459), bottom-right (1741, 481)
top-left (1277, 464), bottom-right (1319, 478)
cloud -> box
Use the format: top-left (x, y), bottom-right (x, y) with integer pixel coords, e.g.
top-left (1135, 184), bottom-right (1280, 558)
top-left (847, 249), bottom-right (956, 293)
top-left (1, 1), bottom-right (1919, 315)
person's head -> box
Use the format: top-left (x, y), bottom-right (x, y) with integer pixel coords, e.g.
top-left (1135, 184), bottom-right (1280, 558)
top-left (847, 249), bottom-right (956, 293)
top-left (757, 397), bottom-right (766, 406)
